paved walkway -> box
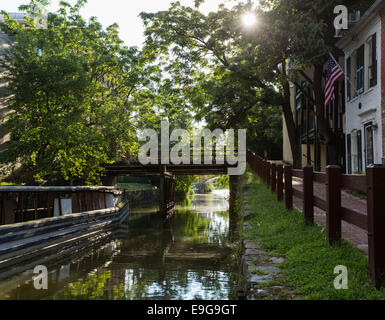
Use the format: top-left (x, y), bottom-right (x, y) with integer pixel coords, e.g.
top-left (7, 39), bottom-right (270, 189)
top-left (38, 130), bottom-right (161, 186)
top-left (292, 177), bottom-right (369, 254)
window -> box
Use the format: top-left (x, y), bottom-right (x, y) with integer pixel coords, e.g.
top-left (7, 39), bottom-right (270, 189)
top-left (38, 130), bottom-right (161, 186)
top-left (356, 45), bottom-right (365, 94)
top-left (364, 123), bottom-right (374, 166)
top-left (346, 57), bottom-right (351, 101)
top-left (368, 34), bottom-right (377, 87)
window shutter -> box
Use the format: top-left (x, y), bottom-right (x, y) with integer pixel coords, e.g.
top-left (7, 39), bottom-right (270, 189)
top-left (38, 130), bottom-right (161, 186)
top-left (347, 134), bottom-right (352, 174)
top-left (370, 34), bottom-right (377, 87)
top-left (357, 130), bottom-right (362, 172)
top-left (346, 57), bottom-right (351, 101)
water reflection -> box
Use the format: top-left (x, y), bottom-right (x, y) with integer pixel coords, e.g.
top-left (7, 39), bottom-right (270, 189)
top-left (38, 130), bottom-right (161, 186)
top-left (0, 190), bottom-right (237, 300)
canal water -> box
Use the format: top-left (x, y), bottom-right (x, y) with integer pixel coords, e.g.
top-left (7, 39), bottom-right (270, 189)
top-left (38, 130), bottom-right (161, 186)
top-left (0, 190), bottom-right (239, 300)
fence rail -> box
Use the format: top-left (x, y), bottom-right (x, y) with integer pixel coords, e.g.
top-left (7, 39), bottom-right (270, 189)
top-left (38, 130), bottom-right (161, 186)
top-left (246, 150), bottom-right (385, 288)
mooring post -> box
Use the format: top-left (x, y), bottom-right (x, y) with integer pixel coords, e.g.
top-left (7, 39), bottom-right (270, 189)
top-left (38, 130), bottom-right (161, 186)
top-left (366, 165), bottom-right (385, 288)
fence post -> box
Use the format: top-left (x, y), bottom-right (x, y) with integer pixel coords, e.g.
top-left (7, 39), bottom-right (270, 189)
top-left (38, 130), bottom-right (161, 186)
top-left (271, 163), bottom-right (276, 193)
top-left (284, 165), bottom-right (293, 211)
top-left (326, 165), bottom-right (341, 246)
top-left (277, 164), bottom-right (283, 202)
top-left (303, 165), bottom-right (314, 225)
top-left (266, 162), bottom-right (271, 187)
top-left (366, 165), bottom-right (385, 288)
top-left (262, 160), bottom-right (267, 183)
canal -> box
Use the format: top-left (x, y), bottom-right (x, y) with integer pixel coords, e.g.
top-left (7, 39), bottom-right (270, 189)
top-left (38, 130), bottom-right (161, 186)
top-left (0, 190), bottom-right (239, 300)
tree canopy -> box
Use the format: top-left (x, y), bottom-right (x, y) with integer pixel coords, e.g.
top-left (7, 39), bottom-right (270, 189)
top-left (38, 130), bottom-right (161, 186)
top-left (1, 0), bottom-right (373, 184)
top-left (0, 0), bottom-right (194, 185)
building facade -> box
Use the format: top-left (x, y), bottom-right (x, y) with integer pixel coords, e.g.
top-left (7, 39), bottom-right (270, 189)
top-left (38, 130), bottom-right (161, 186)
top-left (337, 0), bottom-right (385, 173)
top-left (282, 62), bottom-right (346, 172)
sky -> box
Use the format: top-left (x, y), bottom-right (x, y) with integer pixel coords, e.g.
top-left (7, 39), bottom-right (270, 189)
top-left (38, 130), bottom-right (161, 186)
top-left (0, 0), bottom-right (248, 48)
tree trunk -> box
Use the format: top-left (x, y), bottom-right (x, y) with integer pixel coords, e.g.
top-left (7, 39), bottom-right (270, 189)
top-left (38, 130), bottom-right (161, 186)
top-left (313, 62), bottom-right (340, 165)
top-left (282, 61), bottom-right (302, 169)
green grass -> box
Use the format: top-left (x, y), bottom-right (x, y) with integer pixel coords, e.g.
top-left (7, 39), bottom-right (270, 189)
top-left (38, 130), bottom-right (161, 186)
top-left (251, 269), bottom-right (270, 275)
top-left (117, 182), bottom-right (156, 191)
top-left (244, 172), bottom-right (385, 300)
top-left (0, 182), bottom-right (19, 186)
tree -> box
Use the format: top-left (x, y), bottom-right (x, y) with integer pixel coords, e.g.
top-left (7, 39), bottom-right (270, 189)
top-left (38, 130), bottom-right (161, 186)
top-left (141, 0), bottom-right (376, 168)
top-left (188, 69), bottom-right (282, 158)
top-left (0, 0), bottom-right (152, 184)
top-left (141, 1), bottom-right (285, 163)
top-left (259, 0), bottom-right (375, 165)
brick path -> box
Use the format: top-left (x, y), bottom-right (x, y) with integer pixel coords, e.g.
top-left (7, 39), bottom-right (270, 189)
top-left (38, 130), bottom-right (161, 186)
top-left (292, 177), bottom-right (369, 254)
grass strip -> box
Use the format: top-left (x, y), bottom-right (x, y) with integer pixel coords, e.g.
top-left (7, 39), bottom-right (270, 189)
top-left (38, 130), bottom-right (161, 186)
top-left (243, 172), bottom-right (385, 299)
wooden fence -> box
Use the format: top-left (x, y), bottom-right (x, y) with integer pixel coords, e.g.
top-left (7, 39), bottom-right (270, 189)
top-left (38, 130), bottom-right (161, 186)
top-left (246, 150), bottom-right (385, 288)
top-left (0, 186), bottom-right (121, 226)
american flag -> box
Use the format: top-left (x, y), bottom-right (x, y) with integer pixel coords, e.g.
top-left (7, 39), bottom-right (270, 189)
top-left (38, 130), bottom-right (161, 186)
top-left (325, 54), bottom-right (344, 107)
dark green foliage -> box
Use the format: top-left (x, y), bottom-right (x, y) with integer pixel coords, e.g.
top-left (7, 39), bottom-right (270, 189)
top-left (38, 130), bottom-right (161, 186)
top-left (0, 0), bottom-right (148, 184)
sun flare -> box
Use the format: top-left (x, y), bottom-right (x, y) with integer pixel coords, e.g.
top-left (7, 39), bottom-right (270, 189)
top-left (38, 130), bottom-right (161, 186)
top-left (242, 12), bottom-right (257, 27)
